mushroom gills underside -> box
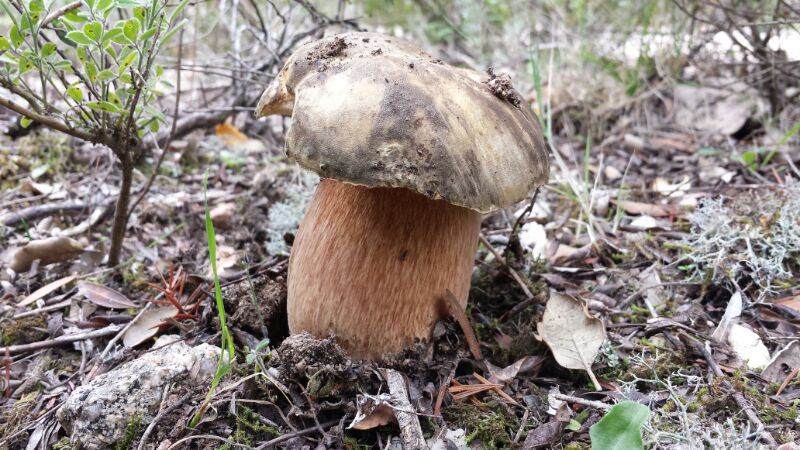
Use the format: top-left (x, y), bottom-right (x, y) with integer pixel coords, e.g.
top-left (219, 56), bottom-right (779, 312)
top-left (287, 178), bottom-right (481, 359)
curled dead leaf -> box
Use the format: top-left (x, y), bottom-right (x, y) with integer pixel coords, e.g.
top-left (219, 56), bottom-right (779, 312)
top-left (9, 237), bottom-right (85, 272)
top-left (122, 306), bottom-right (179, 347)
top-left (348, 394), bottom-right (395, 430)
top-left (77, 281), bottom-right (137, 309)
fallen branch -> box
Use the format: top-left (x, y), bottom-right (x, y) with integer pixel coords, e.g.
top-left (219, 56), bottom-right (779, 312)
top-left (381, 368), bottom-right (428, 450)
top-left (0, 325), bottom-right (121, 355)
top-left (0, 200), bottom-right (88, 226)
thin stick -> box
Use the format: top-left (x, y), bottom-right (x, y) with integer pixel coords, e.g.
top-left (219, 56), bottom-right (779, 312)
top-left (478, 234), bottom-right (535, 300)
top-left (85, 302), bottom-right (153, 381)
top-left (253, 419), bottom-right (340, 449)
top-left (445, 290), bottom-right (483, 361)
top-left (41, 0), bottom-right (80, 27)
top-left (0, 325), bottom-right (121, 355)
top-left (381, 368), bottom-right (428, 450)
top-left (137, 392), bottom-right (192, 450)
top-left (551, 392), bottom-right (612, 411)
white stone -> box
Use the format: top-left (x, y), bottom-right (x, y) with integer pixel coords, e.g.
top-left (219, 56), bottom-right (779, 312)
top-left (57, 335), bottom-right (221, 449)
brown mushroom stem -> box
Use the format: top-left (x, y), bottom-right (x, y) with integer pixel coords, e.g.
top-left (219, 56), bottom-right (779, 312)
top-left (288, 179), bottom-right (481, 360)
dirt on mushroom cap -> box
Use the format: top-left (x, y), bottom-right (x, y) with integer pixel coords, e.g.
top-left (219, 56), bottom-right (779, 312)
top-left (256, 31), bottom-right (550, 213)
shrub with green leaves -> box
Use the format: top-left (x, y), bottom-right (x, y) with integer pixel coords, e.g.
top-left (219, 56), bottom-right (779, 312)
top-left (0, 0), bottom-right (189, 265)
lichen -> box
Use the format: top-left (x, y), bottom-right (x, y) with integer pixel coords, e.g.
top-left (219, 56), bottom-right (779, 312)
top-left (265, 172), bottom-right (319, 255)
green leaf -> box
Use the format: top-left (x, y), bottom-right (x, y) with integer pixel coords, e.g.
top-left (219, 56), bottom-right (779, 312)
top-left (28, 0), bottom-right (45, 12)
top-left (107, 90), bottom-right (122, 108)
top-left (168, 0), bottom-right (191, 23)
top-left (83, 21), bottom-right (103, 42)
top-left (63, 10), bottom-right (86, 22)
top-left (119, 72), bottom-right (132, 84)
top-left (132, 6), bottom-right (146, 21)
top-left (18, 55), bottom-right (33, 73)
top-left (41, 42), bottom-right (57, 58)
top-left (158, 18), bottom-right (186, 49)
top-left (20, 117), bottom-right (33, 128)
top-left (103, 27), bottom-right (122, 43)
top-left (139, 26), bottom-right (156, 41)
top-left (86, 100), bottom-right (126, 113)
top-left (0, 36), bottom-right (10, 50)
top-left (589, 402), bottom-right (650, 450)
top-left (53, 59), bottom-right (73, 71)
top-left (97, 69), bottom-right (115, 81)
top-left (118, 50), bottom-right (137, 74)
top-left (116, 0), bottom-right (150, 7)
top-left (84, 0), bottom-right (96, 11)
top-left (76, 46), bottom-right (88, 63)
top-left (66, 30), bottom-right (93, 45)
top-left (104, 43), bottom-right (118, 59)
top-left (123, 18), bottom-right (140, 41)
top-left (741, 150), bottom-right (758, 170)
top-left (86, 60), bottom-right (97, 81)
top-left (95, 0), bottom-right (112, 11)
top-left (10, 25), bottom-right (23, 47)
top-left (67, 85), bottom-right (84, 101)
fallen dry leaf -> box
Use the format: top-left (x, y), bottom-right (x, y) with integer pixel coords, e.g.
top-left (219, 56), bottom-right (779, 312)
top-left (538, 291), bottom-right (606, 384)
top-left (615, 200), bottom-right (676, 217)
top-left (775, 294), bottom-right (800, 313)
top-left (122, 306), bottom-right (179, 347)
top-left (77, 281), bottom-right (137, 309)
top-left (9, 236), bottom-right (85, 272)
top-left (18, 274), bottom-right (77, 307)
top-left (348, 394), bottom-right (395, 430)
top-left (727, 323), bottom-right (771, 370)
top-left (487, 356), bottom-right (546, 384)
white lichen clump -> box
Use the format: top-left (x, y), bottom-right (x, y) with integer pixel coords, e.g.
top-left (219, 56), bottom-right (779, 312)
top-left (266, 172), bottom-right (319, 255)
top-left (682, 183), bottom-right (800, 298)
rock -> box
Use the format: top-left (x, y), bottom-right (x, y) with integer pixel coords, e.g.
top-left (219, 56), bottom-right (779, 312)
top-left (57, 335), bottom-right (221, 449)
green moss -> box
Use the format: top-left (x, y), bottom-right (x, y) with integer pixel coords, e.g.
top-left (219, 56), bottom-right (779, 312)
top-left (220, 405), bottom-right (282, 449)
top-left (115, 413), bottom-right (142, 450)
top-left (442, 396), bottom-right (518, 450)
top-left (565, 442), bottom-right (589, 450)
top-left (51, 437), bottom-right (73, 449)
top-left (1, 316), bottom-right (47, 346)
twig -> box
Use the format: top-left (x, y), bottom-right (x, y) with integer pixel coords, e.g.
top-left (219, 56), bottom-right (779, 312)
top-left (0, 95), bottom-right (108, 145)
top-left (618, 281), bottom-right (698, 309)
top-left (0, 200), bottom-right (88, 226)
top-left (85, 302), bottom-right (153, 382)
top-left (0, 325), bottom-right (121, 355)
top-left (137, 392), bottom-right (192, 450)
top-left (381, 368), bottom-right (428, 450)
top-left (551, 392), bottom-right (612, 411)
top-left (478, 234), bottom-right (535, 301)
top-left (253, 419), bottom-right (340, 449)
top-left (445, 290), bottom-right (483, 361)
top-left (40, 0), bottom-right (80, 27)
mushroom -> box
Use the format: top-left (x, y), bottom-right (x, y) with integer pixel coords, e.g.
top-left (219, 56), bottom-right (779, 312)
top-left (256, 32), bottom-right (549, 359)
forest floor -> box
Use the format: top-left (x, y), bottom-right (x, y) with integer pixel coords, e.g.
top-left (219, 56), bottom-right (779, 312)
top-left (2, 35), bottom-right (800, 450)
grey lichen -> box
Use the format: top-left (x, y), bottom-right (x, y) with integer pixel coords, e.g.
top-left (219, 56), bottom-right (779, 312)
top-left (266, 172), bottom-right (319, 255)
top-left (681, 183), bottom-right (800, 299)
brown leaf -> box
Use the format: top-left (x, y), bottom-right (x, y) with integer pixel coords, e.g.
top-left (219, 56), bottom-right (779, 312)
top-left (615, 200), bottom-right (676, 217)
top-left (77, 281), bottom-right (137, 309)
top-left (522, 421), bottom-right (565, 449)
top-left (18, 275), bottom-right (77, 307)
top-left (775, 295), bottom-right (800, 313)
top-left (348, 395), bottom-right (396, 430)
top-left (9, 237), bottom-right (85, 272)
top-left (122, 306), bottom-right (178, 348)
top-left (487, 355), bottom-right (546, 384)
top-left (538, 291), bottom-right (606, 373)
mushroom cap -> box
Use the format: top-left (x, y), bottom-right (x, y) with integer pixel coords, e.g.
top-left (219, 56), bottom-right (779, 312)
top-left (256, 32), bottom-right (549, 213)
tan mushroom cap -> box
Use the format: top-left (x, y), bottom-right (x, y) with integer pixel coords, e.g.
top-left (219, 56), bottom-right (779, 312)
top-left (255, 32), bottom-right (549, 213)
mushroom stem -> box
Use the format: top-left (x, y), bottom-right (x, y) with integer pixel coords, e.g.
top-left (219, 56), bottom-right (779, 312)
top-left (288, 179), bottom-right (481, 359)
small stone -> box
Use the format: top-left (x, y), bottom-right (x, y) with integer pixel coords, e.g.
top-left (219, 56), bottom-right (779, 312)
top-left (57, 335), bottom-right (221, 449)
